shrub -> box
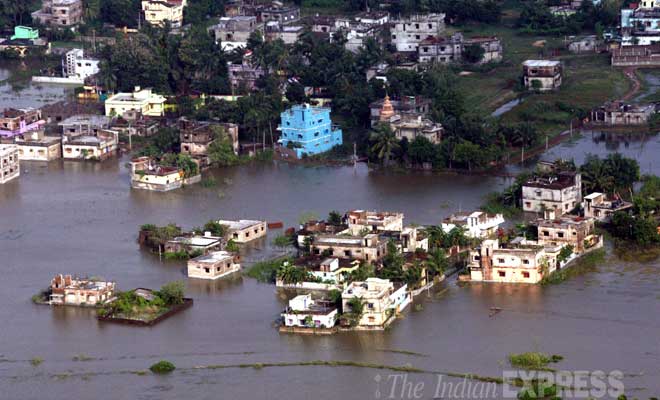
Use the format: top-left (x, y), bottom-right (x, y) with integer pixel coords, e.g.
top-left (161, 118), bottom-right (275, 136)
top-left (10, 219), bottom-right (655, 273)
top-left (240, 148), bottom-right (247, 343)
top-left (150, 360), bottom-right (176, 374)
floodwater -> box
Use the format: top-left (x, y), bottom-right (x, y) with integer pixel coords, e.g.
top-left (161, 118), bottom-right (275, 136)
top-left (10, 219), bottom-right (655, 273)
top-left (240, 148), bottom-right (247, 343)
top-left (0, 67), bottom-right (75, 109)
top-left (1, 67), bottom-right (659, 399)
top-left (491, 98), bottom-right (522, 117)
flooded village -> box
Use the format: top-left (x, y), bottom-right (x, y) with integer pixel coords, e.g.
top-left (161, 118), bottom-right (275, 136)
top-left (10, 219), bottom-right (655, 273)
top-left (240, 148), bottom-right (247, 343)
top-left (1, 0), bottom-right (660, 399)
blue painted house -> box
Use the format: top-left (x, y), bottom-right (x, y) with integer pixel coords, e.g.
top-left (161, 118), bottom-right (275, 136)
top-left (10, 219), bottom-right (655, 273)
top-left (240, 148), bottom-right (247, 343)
top-left (278, 104), bottom-right (343, 158)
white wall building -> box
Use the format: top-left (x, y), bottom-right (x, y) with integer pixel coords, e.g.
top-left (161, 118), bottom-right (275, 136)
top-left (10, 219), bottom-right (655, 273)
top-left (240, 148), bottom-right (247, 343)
top-left (391, 13), bottom-right (446, 52)
top-left (522, 172), bottom-right (582, 215)
top-left (63, 49), bottom-right (99, 80)
top-left (441, 211), bottom-right (504, 238)
top-left (104, 87), bottom-right (166, 117)
top-left (0, 144), bottom-right (20, 184)
top-left (342, 278), bottom-right (410, 329)
top-left (187, 251), bottom-right (240, 280)
top-left (281, 294), bottom-right (338, 329)
top-left (217, 219), bottom-right (267, 243)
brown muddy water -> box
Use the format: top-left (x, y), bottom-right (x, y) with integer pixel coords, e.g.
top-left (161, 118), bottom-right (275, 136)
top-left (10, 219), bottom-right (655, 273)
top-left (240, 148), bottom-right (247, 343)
top-left (0, 69), bottom-right (659, 399)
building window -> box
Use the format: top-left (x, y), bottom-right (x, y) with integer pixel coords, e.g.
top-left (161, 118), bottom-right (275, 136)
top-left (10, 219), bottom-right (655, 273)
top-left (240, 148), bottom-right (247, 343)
top-left (523, 259), bottom-right (529, 264)
top-left (498, 271), bottom-right (506, 277)
top-left (523, 272), bottom-right (530, 278)
top-left (497, 258), bottom-right (505, 263)
top-left (543, 231), bottom-right (549, 236)
top-left (558, 232), bottom-right (564, 238)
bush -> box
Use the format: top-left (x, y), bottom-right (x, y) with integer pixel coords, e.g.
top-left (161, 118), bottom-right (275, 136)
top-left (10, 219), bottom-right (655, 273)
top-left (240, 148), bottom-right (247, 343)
top-left (150, 360), bottom-right (176, 374)
top-left (157, 281), bottom-right (185, 305)
top-left (508, 352), bottom-right (562, 370)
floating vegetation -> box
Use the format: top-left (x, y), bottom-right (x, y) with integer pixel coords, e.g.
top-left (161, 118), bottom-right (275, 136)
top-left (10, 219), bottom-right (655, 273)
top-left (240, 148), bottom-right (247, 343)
top-left (150, 360), bottom-right (176, 374)
top-left (508, 352), bottom-right (563, 371)
top-left (541, 249), bottom-right (605, 285)
top-left (29, 357), bottom-right (43, 367)
top-left (223, 178), bottom-right (233, 186)
top-left (200, 177), bottom-right (217, 188)
top-left (72, 354), bottom-right (95, 362)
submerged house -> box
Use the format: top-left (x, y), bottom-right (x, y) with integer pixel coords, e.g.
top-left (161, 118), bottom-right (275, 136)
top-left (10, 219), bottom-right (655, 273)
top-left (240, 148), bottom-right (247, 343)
top-left (164, 233), bottom-right (223, 255)
top-left (342, 278), bottom-right (410, 329)
top-left (535, 210), bottom-right (602, 254)
top-left (0, 108), bottom-right (44, 138)
top-left (589, 102), bottom-right (655, 127)
top-left (583, 192), bottom-right (634, 222)
top-left (522, 168), bottom-right (582, 215)
top-left (0, 144), bottom-right (20, 184)
top-left (522, 60), bottom-right (562, 91)
top-left (346, 209), bottom-right (404, 235)
top-left (49, 274), bottom-right (115, 306)
top-left (130, 156), bottom-right (185, 191)
top-left (187, 251), bottom-right (241, 280)
top-left (441, 211), bottom-right (504, 239)
top-left (281, 294), bottom-right (338, 329)
top-left (217, 219), bottom-right (267, 243)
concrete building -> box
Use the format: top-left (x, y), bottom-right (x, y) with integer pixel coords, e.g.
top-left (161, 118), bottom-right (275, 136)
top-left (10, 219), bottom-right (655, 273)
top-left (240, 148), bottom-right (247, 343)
top-left (441, 211), bottom-right (504, 239)
top-left (296, 220), bottom-right (349, 247)
top-left (278, 104), bottom-right (343, 158)
top-left (346, 209), bottom-right (404, 234)
top-left (354, 11), bottom-right (389, 25)
top-left (179, 118), bottom-right (238, 167)
top-left (63, 48), bottom-right (100, 80)
top-left (583, 192), bottom-right (634, 222)
top-left (188, 251), bottom-right (240, 280)
top-left (15, 130), bottom-right (62, 161)
top-left (0, 144), bottom-right (20, 184)
top-left (567, 35), bottom-right (602, 53)
top-left (391, 13), bottom-right (446, 52)
top-left (165, 233), bottom-right (223, 255)
top-left (48, 274), bottom-right (115, 306)
top-left (32, 0), bottom-right (83, 28)
top-left (467, 238), bottom-right (559, 284)
top-left (228, 51), bottom-right (266, 91)
top-left (62, 130), bottom-right (118, 161)
top-left (522, 170), bottom-right (582, 215)
top-left (343, 24), bottom-right (383, 53)
top-left (281, 294), bottom-right (338, 329)
top-left (311, 234), bottom-right (386, 262)
top-left (418, 33), bottom-right (502, 64)
top-left (256, 4), bottom-right (300, 24)
top-left (522, 60), bottom-right (562, 91)
top-left (142, 0), bottom-right (186, 28)
top-left (276, 257), bottom-right (360, 290)
top-left (589, 102), bottom-right (655, 127)
top-left (217, 219), bottom-right (267, 243)
top-left (0, 108), bottom-right (44, 138)
top-left (10, 26), bottom-right (39, 41)
top-left (59, 114), bottom-right (111, 136)
top-left (611, 44), bottom-right (660, 67)
top-left (535, 210), bottom-right (601, 254)
top-left (104, 87), bottom-right (166, 117)
top-left (265, 21), bottom-right (305, 45)
top-left (342, 278), bottom-right (410, 328)
top-left (130, 156), bottom-right (184, 191)
top-left (210, 16), bottom-right (261, 50)
top-left (621, 5), bottom-right (660, 46)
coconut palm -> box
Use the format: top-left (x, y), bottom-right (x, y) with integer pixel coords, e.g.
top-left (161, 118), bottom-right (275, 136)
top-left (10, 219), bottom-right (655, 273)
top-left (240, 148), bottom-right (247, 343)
top-left (276, 264), bottom-right (305, 285)
top-left (581, 159), bottom-right (615, 194)
top-left (370, 124), bottom-right (400, 166)
top-left (425, 249), bottom-right (448, 277)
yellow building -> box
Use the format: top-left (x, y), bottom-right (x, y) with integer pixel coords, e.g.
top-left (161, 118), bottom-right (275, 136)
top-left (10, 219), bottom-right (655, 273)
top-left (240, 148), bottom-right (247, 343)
top-left (104, 86), bottom-right (166, 117)
top-left (142, 0), bottom-right (186, 28)
top-left (130, 156), bottom-right (184, 191)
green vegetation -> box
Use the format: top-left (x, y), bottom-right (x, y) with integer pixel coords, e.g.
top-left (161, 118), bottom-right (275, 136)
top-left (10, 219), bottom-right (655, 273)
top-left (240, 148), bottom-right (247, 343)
top-left (508, 352), bottom-right (563, 370)
top-left (541, 249), bottom-right (605, 285)
top-left (29, 357), bottom-right (43, 367)
top-left (580, 154), bottom-right (640, 195)
top-left (245, 257), bottom-right (290, 283)
top-left (272, 234), bottom-right (294, 248)
top-left (150, 360), bottom-right (176, 374)
top-left (72, 354), bottom-right (95, 362)
top-left (139, 223), bottom-right (182, 251)
top-left (194, 220), bottom-right (227, 237)
top-left (225, 239), bottom-right (240, 253)
top-left (98, 281), bottom-right (185, 321)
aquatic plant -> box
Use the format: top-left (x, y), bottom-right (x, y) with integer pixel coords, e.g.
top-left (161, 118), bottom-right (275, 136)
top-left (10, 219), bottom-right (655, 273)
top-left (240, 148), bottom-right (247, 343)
top-left (150, 360), bottom-right (176, 374)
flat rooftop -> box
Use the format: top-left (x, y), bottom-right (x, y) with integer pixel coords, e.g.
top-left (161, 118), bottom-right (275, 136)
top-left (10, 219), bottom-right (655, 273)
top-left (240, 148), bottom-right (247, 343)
top-left (59, 114), bottom-right (110, 127)
top-left (191, 251), bottom-right (234, 263)
top-left (217, 219), bottom-right (264, 230)
top-left (523, 60), bottom-right (561, 67)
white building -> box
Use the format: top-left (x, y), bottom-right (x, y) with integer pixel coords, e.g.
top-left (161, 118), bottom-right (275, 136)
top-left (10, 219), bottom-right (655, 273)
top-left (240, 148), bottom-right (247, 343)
top-left (187, 251), bottom-right (240, 280)
top-left (522, 171), bottom-right (582, 215)
top-left (281, 294), bottom-right (338, 329)
top-left (342, 278), bottom-right (410, 329)
top-left (62, 130), bottom-right (118, 161)
top-left (104, 86), bottom-right (166, 117)
top-left (346, 209), bottom-right (404, 234)
top-left (63, 49), bottom-right (99, 80)
top-left (391, 13), bottom-right (446, 52)
top-left (15, 131), bottom-right (62, 161)
top-left (217, 219), bottom-right (267, 243)
top-left (142, 0), bottom-right (186, 28)
top-left (0, 144), bottom-right (20, 184)
top-left (441, 211), bottom-right (504, 238)
top-left (130, 157), bottom-right (185, 192)
top-left (522, 60), bottom-right (562, 91)
top-left (583, 192), bottom-right (634, 222)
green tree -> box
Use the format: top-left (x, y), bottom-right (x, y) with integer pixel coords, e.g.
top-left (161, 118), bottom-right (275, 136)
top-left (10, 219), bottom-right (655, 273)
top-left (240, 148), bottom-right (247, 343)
top-left (370, 124), bottom-right (400, 166)
top-left (157, 281), bottom-right (185, 305)
top-left (425, 249), bottom-right (448, 277)
top-left (327, 210), bottom-right (343, 225)
top-left (201, 221), bottom-right (227, 237)
top-left (462, 43), bottom-right (485, 64)
top-left (408, 136), bottom-right (436, 165)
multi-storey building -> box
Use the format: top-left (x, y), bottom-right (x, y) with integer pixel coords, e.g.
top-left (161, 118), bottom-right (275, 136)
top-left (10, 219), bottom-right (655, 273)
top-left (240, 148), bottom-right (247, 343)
top-left (63, 49), bottom-right (99, 80)
top-left (583, 192), bottom-right (634, 222)
top-left (210, 16), bottom-right (261, 50)
top-left (418, 33), bottom-right (502, 64)
top-left (278, 104), bottom-right (343, 158)
top-left (104, 87), bottom-right (166, 117)
top-left (346, 210), bottom-right (404, 234)
top-left (31, 0), bottom-right (83, 27)
top-left (0, 108), bottom-right (43, 138)
top-left (179, 118), bottom-right (239, 167)
top-left (142, 0), bottom-right (186, 28)
top-left (391, 13), bottom-right (446, 52)
top-left (535, 210), bottom-right (602, 253)
top-left (441, 211), bottom-right (504, 239)
top-left (311, 234), bottom-right (386, 262)
top-left (15, 130), bottom-right (62, 161)
top-left (256, 4), bottom-right (300, 24)
top-left (0, 144), bottom-right (20, 184)
top-left (522, 60), bottom-right (562, 91)
top-left (48, 274), bottom-right (115, 306)
top-left (342, 278), bottom-right (410, 329)
top-left (522, 170), bottom-right (582, 215)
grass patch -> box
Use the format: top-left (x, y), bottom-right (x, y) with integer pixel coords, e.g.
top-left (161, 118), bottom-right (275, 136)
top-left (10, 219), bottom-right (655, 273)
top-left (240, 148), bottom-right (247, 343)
top-left (200, 177), bottom-right (217, 188)
top-left (508, 352), bottom-right (563, 370)
top-left (72, 354), bottom-right (95, 362)
top-left (150, 360), bottom-right (176, 374)
top-left (541, 249), bottom-right (605, 285)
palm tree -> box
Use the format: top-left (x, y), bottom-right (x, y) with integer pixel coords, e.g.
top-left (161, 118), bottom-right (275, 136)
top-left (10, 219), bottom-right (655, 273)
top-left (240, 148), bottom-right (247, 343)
top-left (276, 264), bottom-right (305, 285)
top-left (424, 225), bottom-right (446, 250)
top-left (370, 124), bottom-right (400, 166)
top-left (425, 249), bottom-right (448, 277)
top-left (582, 161), bottom-right (615, 194)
